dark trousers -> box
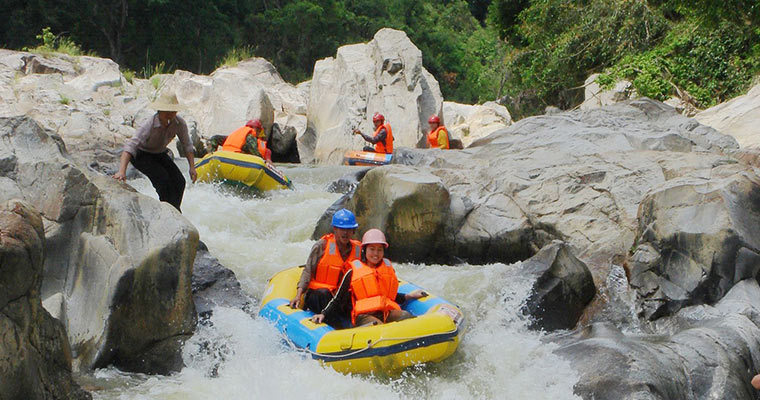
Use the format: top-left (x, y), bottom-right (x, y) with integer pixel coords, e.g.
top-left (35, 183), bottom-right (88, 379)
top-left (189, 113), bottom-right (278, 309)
top-left (304, 288), bottom-right (350, 328)
top-left (362, 146), bottom-right (376, 152)
top-left (131, 150), bottom-right (185, 211)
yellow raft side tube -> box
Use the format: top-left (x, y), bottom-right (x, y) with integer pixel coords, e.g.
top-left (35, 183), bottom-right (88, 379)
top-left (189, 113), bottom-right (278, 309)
top-left (260, 267), bottom-right (464, 375)
top-left (195, 150), bottom-right (292, 191)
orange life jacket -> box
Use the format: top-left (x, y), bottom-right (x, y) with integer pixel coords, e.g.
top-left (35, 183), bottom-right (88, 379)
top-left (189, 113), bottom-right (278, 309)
top-left (257, 138), bottom-right (270, 161)
top-left (222, 126), bottom-right (255, 153)
top-left (308, 234), bottom-right (362, 292)
top-left (374, 123), bottom-right (394, 154)
top-left (427, 126), bottom-right (449, 149)
top-left (349, 259), bottom-right (401, 324)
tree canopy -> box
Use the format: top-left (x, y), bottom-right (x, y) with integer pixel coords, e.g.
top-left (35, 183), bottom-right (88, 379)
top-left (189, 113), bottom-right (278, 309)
top-left (2, 0), bottom-right (758, 118)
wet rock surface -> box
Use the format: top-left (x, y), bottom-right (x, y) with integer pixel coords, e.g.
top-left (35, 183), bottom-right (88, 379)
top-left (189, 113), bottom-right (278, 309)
top-left (0, 199), bottom-right (91, 400)
top-left (0, 116), bottom-right (198, 375)
top-left (192, 241), bottom-right (253, 318)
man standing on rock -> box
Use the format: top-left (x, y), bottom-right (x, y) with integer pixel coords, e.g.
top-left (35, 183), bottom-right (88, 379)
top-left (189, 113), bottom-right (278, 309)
top-left (353, 113), bottom-right (394, 154)
top-left (112, 92), bottom-right (196, 212)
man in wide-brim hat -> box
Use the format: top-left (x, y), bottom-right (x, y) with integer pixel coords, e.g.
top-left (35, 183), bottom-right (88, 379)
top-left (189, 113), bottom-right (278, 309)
top-left (112, 92), bottom-right (196, 212)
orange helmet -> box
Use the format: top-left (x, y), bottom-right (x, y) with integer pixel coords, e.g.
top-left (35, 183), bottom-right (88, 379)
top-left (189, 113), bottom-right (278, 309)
top-left (361, 229), bottom-right (388, 248)
top-left (372, 113), bottom-right (385, 123)
top-left (428, 114), bottom-right (440, 124)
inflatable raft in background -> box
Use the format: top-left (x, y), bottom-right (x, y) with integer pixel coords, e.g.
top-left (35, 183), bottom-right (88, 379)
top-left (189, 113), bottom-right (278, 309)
top-left (195, 150), bottom-right (292, 191)
top-left (342, 150), bottom-right (393, 166)
top-left (259, 267), bottom-right (464, 375)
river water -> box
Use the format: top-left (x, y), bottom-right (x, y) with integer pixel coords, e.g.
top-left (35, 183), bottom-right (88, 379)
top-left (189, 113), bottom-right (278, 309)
top-left (87, 164), bottom-right (580, 399)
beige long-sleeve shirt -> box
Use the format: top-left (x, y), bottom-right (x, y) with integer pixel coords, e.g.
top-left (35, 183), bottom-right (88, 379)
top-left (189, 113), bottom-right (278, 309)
top-left (124, 113), bottom-right (193, 156)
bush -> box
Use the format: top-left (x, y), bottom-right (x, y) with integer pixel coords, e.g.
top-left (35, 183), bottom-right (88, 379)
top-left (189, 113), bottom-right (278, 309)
top-left (217, 46), bottom-right (256, 69)
top-left (25, 27), bottom-right (94, 57)
top-left (121, 68), bottom-right (136, 84)
top-left (600, 22), bottom-right (760, 107)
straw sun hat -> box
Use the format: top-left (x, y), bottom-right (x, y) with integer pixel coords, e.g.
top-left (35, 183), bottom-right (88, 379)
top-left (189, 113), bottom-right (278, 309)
top-left (149, 92), bottom-right (185, 112)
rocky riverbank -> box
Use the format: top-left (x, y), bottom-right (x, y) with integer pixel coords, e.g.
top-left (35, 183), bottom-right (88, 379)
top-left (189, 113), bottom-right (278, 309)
top-left (3, 25), bottom-right (760, 399)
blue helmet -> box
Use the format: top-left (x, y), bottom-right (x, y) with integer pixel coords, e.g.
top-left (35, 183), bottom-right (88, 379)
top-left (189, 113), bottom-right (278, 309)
top-left (332, 208), bottom-right (358, 229)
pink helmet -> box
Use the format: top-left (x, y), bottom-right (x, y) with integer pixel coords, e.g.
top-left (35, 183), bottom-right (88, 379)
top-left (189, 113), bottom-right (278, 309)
top-left (361, 228), bottom-right (388, 248)
top-left (372, 113), bottom-right (385, 123)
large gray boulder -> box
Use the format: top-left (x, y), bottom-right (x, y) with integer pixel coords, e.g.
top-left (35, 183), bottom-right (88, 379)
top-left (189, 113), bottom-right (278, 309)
top-left (0, 116), bottom-right (198, 374)
top-left (0, 199), bottom-right (91, 400)
top-left (313, 165), bottom-right (451, 262)
top-left (580, 73), bottom-right (636, 111)
top-left (556, 280), bottom-right (760, 400)
top-left (695, 83), bottom-right (760, 149)
top-left (520, 241), bottom-right (596, 331)
top-left (322, 98), bottom-right (741, 277)
top-left (306, 28), bottom-right (443, 164)
top-left (442, 101), bottom-right (512, 147)
top-left (630, 166), bottom-right (760, 320)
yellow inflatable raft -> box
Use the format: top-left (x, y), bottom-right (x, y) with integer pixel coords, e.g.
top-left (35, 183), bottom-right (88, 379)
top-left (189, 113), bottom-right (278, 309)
top-left (259, 267), bottom-right (464, 375)
top-left (195, 150), bottom-right (292, 191)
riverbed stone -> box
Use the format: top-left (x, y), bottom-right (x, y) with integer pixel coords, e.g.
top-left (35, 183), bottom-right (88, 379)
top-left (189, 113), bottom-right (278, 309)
top-left (345, 165), bottom-right (450, 262)
top-left (307, 28), bottom-right (443, 164)
top-left (0, 116), bottom-right (198, 375)
top-left (193, 241), bottom-right (253, 318)
top-left (0, 199), bottom-right (91, 400)
top-left (520, 241), bottom-right (596, 331)
top-left (556, 279), bottom-right (760, 400)
top-left (630, 166), bottom-right (760, 320)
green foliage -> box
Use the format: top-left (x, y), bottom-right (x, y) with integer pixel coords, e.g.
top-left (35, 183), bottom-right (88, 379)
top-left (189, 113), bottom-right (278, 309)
top-left (142, 61), bottom-right (167, 79)
top-left (121, 68), bottom-right (136, 84)
top-left (600, 22), bottom-right (760, 107)
top-left (25, 27), bottom-right (93, 57)
top-left (58, 93), bottom-right (71, 105)
top-left (217, 46), bottom-right (256, 69)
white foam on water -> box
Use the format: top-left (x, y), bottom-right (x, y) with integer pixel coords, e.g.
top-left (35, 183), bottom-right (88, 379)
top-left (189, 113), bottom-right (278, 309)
top-left (91, 163), bottom-right (580, 400)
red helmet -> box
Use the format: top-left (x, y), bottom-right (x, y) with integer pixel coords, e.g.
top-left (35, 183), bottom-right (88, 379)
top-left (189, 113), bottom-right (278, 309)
top-left (428, 114), bottom-right (440, 124)
top-left (372, 113), bottom-right (385, 123)
top-left (246, 119), bottom-right (263, 129)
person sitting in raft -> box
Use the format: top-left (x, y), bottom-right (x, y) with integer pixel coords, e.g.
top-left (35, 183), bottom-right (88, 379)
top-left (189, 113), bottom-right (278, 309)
top-left (353, 113), bottom-right (394, 154)
top-left (427, 114), bottom-right (450, 149)
top-left (207, 119), bottom-right (272, 161)
top-left (311, 229), bottom-right (427, 326)
top-left (112, 92), bottom-right (196, 212)
top-left (289, 209), bottom-right (362, 326)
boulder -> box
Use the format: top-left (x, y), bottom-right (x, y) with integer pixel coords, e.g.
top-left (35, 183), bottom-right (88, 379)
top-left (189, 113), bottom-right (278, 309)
top-left (580, 73), bottom-right (637, 110)
top-left (443, 101), bottom-right (512, 147)
top-left (312, 168), bottom-right (373, 239)
top-left (315, 165), bottom-right (451, 262)
top-left (163, 57), bottom-right (307, 153)
top-left (324, 99), bottom-right (741, 278)
top-left (270, 112), bottom-right (305, 162)
top-left (695, 83), bottom-right (760, 149)
top-left (192, 241), bottom-right (253, 318)
top-left (556, 280), bottom-right (760, 400)
top-left (306, 28), bottom-right (443, 164)
top-left (0, 199), bottom-right (91, 400)
top-left (630, 166), bottom-right (760, 320)
top-left (0, 116), bottom-right (198, 374)
top-left (520, 241), bottom-right (596, 331)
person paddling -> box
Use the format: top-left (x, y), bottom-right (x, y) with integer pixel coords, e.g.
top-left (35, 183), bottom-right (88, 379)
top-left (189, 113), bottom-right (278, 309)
top-left (207, 119), bottom-right (272, 162)
top-left (353, 113), bottom-right (394, 154)
top-left (112, 92), bottom-right (196, 211)
top-left (311, 229), bottom-right (426, 326)
top-left (289, 209), bottom-right (361, 326)
top-left (427, 114), bottom-right (450, 149)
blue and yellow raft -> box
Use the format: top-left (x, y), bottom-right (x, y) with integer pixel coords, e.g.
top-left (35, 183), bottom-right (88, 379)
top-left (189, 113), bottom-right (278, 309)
top-left (195, 150), bottom-right (292, 191)
top-left (342, 150), bottom-right (393, 166)
top-left (259, 267), bottom-right (464, 375)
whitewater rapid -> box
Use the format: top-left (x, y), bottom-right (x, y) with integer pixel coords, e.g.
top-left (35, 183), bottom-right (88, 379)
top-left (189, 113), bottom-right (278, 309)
top-left (86, 164), bottom-right (581, 399)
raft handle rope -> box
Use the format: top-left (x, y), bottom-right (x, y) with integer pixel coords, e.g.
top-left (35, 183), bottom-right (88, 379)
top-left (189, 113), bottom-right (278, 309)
top-left (283, 327), bottom-right (459, 360)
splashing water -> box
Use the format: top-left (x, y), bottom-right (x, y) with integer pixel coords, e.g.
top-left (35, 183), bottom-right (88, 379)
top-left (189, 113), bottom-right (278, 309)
top-left (88, 164), bottom-right (580, 399)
